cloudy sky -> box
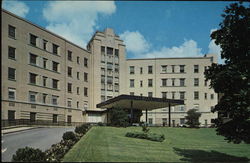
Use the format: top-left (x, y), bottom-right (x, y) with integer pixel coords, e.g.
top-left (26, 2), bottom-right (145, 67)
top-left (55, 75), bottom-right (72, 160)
top-left (3, 0), bottom-right (238, 64)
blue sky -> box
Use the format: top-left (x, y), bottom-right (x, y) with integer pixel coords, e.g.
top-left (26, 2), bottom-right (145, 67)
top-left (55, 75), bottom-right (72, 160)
top-left (3, 0), bottom-right (241, 63)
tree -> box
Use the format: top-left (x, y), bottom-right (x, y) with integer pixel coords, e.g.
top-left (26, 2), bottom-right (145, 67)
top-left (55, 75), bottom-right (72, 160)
top-left (109, 107), bottom-right (129, 127)
top-left (205, 2), bottom-right (250, 143)
top-left (185, 109), bottom-right (201, 128)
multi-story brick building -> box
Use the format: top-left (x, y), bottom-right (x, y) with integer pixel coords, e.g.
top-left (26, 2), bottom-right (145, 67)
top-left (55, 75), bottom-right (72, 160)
top-left (1, 9), bottom-right (217, 126)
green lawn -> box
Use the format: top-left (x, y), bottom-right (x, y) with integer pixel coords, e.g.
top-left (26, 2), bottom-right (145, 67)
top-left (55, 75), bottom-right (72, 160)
top-left (63, 126), bottom-right (250, 162)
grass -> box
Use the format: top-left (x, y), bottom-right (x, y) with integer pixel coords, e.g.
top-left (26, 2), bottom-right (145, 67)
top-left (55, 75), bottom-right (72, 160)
top-left (63, 126), bottom-right (250, 162)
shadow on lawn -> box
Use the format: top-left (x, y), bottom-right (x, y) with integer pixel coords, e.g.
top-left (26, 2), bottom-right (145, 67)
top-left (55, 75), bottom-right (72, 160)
top-left (173, 147), bottom-right (249, 162)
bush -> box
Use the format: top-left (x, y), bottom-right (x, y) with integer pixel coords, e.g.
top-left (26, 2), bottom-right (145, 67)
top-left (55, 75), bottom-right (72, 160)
top-left (97, 122), bottom-right (104, 126)
top-left (109, 107), bottom-right (129, 127)
top-left (12, 146), bottom-right (47, 162)
top-left (142, 125), bottom-right (150, 133)
top-left (75, 124), bottom-right (89, 134)
top-left (62, 131), bottom-right (77, 142)
top-left (125, 132), bottom-right (165, 142)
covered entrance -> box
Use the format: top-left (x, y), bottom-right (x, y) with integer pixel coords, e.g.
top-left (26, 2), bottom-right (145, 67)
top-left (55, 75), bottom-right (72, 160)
top-left (97, 94), bottom-right (184, 126)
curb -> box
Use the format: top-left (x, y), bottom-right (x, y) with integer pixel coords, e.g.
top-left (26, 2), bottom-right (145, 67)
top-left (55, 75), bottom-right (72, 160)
top-left (2, 127), bottom-right (44, 135)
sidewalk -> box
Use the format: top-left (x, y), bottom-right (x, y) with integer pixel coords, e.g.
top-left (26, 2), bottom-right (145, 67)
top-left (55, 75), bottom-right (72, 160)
top-left (2, 127), bottom-right (39, 134)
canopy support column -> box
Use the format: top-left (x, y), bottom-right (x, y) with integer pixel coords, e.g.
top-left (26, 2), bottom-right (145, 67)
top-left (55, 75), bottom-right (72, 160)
top-left (130, 100), bottom-right (133, 125)
top-left (169, 102), bottom-right (171, 127)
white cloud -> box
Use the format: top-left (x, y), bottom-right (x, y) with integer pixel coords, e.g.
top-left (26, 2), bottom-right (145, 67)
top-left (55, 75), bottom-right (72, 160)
top-left (120, 31), bottom-right (150, 54)
top-left (135, 39), bottom-right (203, 58)
top-left (3, 0), bottom-right (29, 18)
top-left (208, 29), bottom-right (224, 64)
top-left (42, 1), bottom-right (116, 48)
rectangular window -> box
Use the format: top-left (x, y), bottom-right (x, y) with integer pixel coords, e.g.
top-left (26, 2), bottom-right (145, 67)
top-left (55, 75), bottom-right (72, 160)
top-left (52, 44), bottom-right (59, 55)
top-left (84, 72), bottom-right (88, 82)
top-left (162, 92), bottom-right (167, 99)
top-left (161, 65), bottom-right (167, 73)
top-left (67, 115), bottom-right (72, 123)
top-left (148, 79), bottom-right (153, 87)
top-left (29, 73), bottom-right (37, 84)
top-left (129, 66), bottom-right (135, 74)
top-left (205, 93), bottom-right (207, 100)
top-left (53, 114), bottom-right (58, 123)
top-left (30, 34), bottom-right (37, 46)
top-left (107, 47), bottom-right (113, 55)
top-left (8, 67), bottom-right (16, 80)
top-left (77, 56), bottom-right (80, 64)
top-left (77, 101), bottom-right (79, 108)
top-left (101, 76), bottom-right (105, 83)
top-left (148, 118), bottom-right (153, 124)
top-left (68, 50), bottom-right (72, 61)
top-left (8, 25), bottom-right (16, 38)
top-left (8, 46), bottom-right (16, 59)
top-left (30, 112), bottom-right (36, 122)
top-left (180, 118), bottom-right (185, 124)
top-left (68, 67), bottom-right (72, 77)
top-left (8, 88), bottom-right (16, 100)
top-left (171, 65), bottom-right (175, 73)
top-left (140, 67), bottom-right (143, 74)
top-left (101, 46), bottom-right (105, 54)
top-left (84, 57), bottom-right (88, 67)
top-left (180, 91), bottom-right (185, 100)
top-left (84, 87), bottom-right (88, 97)
top-left (180, 65), bottom-right (185, 73)
top-left (162, 79), bottom-right (167, 87)
top-left (68, 83), bottom-right (72, 93)
top-left (172, 92), bottom-right (175, 99)
top-left (42, 94), bottom-right (47, 104)
top-left (140, 80), bottom-right (143, 87)
top-left (194, 91), bottom-right (199, 100)
top-left (130, 79), bottom-right (134, 88)
top-left (77, 87), bottom-right (80, 95)
top-left (194, 65), bottom-right (199, 73)
top-left (8, 110), bottom-right (15, 120)
top-left (180, 78), bottom-right (185, 86)
top-left (43, 58), bottom-right (47, 69)
top-left (107, 76), bottom-right (113, 84)
top-left (211, 94), bottom-right (214, 100)
top-left (77, 72), bottom-right (80, 80)
top-left (194, 78), bottom-right (199, 86)
top-left (148, 92), bottom-right (153, 97)
top-left (67, 99), bottom-right (72, 107)
top-left (52, 79), bottom-right (58, 89)
top-left (43, 39), bottom-right (47, 50)
top-left (172, 78), bottom-right (175, 86)
top-left (115, 49), bottom-right (119, 57)
top-left (43, 76), bottom-right (47, 87)
top-left (52, 61), bottom-right (59, 72)
top-left (30, 53), bottom-right (37, 65)
top-left (52, 96), bottom-right (58, 105)
top-left (148, 66), bottom-right (153, 74)
top-left (29, 91), bottom-right (37, 102)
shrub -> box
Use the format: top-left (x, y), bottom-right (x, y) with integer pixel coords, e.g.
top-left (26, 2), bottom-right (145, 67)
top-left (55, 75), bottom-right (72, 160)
top-left (142, 125), bottom-right (150, 133)
top-left (97, 122), bottom-right (104, 126)
top-left (125, 132), bottom-right (165, 142)
top-left (12, 146), bottom-right (47, 162)
top-left (75, 124), bottom-right (89, 134)
top-left (109, 107), bottom-right (129, 127)
top-left (62, 131), bottom-right (77, 142)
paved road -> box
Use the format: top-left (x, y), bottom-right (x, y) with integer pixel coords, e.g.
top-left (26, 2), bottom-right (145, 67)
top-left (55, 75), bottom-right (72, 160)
top-left (1, 127), bottom-right (75, 162)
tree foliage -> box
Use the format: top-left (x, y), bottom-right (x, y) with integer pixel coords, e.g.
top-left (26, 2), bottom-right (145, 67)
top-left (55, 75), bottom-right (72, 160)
top-left (205, 2), bottom-right (250, 143)
top-left (185, 109), bottom-right (201, 128)
top-left (109, 107), bottom-right (129, 127)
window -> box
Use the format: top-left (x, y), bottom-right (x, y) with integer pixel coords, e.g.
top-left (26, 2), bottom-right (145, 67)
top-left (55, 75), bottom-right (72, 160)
top-left (130, 79), bottom-right (134, 87)
top-left (77, 101), bottom-right (79, 108)
top-left (148, 79), bottom-right (153, 87)
top-left (107, 76), bottom-right (113, 84)
top-left (172, 78), bottom-right (175, 86)
top-left (77, 56), bottom-right (80, 64)
top-left (8, 88), bottom-right (16, 100)
top-left (43, 58), bottom-right (47, 69)
top-left (179, 105), bottom-right (185, 111)
top-left (8, 110), bottom-right (15, 120)
top-left (30, 34), bottom-right (37, 46)
top-left (29, 73), bottom-right (37, 84)
top-left (171, 65), bottom-right (175, 73)
top-left (162, 79), bottom-right (167, 87)
top-left (194, 91), bottom-right (199, 100)
top-left (101, 46), bottom-right (105, 54)
top-left (52, 79), bottom-right (58, 89)
top-left (194, 78), bottom-right (199, 86)
top-left (84, 57), bottom-right (88, 67)
top-left (67, 99), bottom-right (72, 107)
top-left (52, 96), bottom-right (58, 105)
top-left (211, 94), bottom-right (214, 100)
top-left (148, 92), bottom-right (153, 97)
top-left (101, 76), bottom-right (105, 83)
top-left (161, 65), bottom-right (167, 73)
top-left (43, 39), bottom-right (47, 50)
top-left (68, 83), bottom-right (72, 93)
top-left (130, 92), bottom-right (134, 95)
top-left (162, 92), bottom-right (167, 99)
top-left (8, 46), bottom-right (16, 59)
top-left (30, 112), bottom-right (36, 122)
top-left (68, 67), bottom-right (72, 77)
top-left (29, 91), bottom-right (37, 102)
top-left (148, 118), bottom-right (153, 124)
top-left (8, 25), bottom-right (16, 38)
top-left (148, 66), bottom-right (153, 74)
top-left (205, 93), bottom-right (207, 100)
top-left (52, 61), bottom-right (59, 72)
top-left (30, 53), bottom-right (37, 65)
top-left (67, 115), bottom-right (72, 123)
top-left (84, 72), bottom-right (88, 82)
top-left (140, 80), bottom-right (143, 87)
top-left (77, 72), bottom-right (80, 80)
top-left (162, 118), bottom-right (167, 124)
top-left (129, 66), bottom-right (135, 74)
top-left (43, 76), bottom-right (47, 87)
top-left (84, 87), bottom-right (88, 97)
top-left (52, 44), bottom-right (59, 55)
top-left (180, 65), bottom-right (185, 73)
top-left (77, 87), bottom-right (80, 95)
top-left (42, 94), bottom-right (47, 103)
top-left (8, 67), bottom-right (16, 80)
top-left (180, 92), bottom-right (185, 100)
top-left (53, 114), bottom-right (58, 123)
top-left (140, 67), bottom-right (143, 74)
top-left (68, 51), bottom-right (72, 61)
top-left (172, 92), bottom-right (175, 99)
top-left (180, 78), bottom-right (185, 86)
top-left (84, 103), bottom-right (88, 110)
top-left (107, 47), bottom-right (113, 55)
top-left (194, 65), bottom-right (199, 73)
top-left (180, 118), bottom-right (185, 124)
top-left (115, 49), bottom-right (119, 57)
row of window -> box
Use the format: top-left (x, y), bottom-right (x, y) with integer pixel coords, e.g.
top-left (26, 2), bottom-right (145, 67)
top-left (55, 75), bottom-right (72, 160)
top-left (67, 50), bottom-right (88, 67)
top-left (129, 91), bottom-right (214, 100)
top-left (129, 65), bottom-right (206, 74)
top-left (101, 46), bottom-right (119, 56)
top-left (67, 98), bottom-right (88, 110)
top-left (67, 83), bottom-right (88, 96)
top-left (67, 66), bottom-right (88, 81)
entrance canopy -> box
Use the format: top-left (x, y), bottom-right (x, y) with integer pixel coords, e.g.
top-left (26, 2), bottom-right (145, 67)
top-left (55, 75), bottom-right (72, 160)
top-left (96, 94), bottom-right (184, 110)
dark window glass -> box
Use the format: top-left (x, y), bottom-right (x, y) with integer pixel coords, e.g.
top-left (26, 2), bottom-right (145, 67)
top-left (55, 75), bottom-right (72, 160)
top-left (8, 46), bottom-right (16, 59)
top-left (180, 65), bottom-right (185, 73)
top-left (148, 66), bottom-right (153, 74)
top-left (68, 67), bottom-right (72, 77)
top-left (84, 72), bottom-right (88, 82)
top-left (8, 110), bottom-right (15, 120)
top-left (53, 114), bottom-right (57, 123)
top-left (115, 49), bottom-right (119, 57)
top-left (43, 40), bottom-right (47, 50)
top-left (30, 112), bottom-right (36, 122)
top-left (52, 44), bottom-right (59, 54)
top-left (30, 53), bottom-right (37, 65)
top-left (84, 87), bottom-right (88, 96)
top-left (148, 79), bottom-right (153, 87)
top-left (107, 47), bottom-right (113, 55)
top-left (8, 67), bottom-right (16, 80)
top-left (68, 83), bottom-right (72, 93)
top-left (52, 79), bottom-right (58, 89)
top-left (68, 51), bottom-right (72, 61)
top-left (194, 65), bottom-right (199, 73)
top-left (52, 61), bottom-right (59, 72)
top-left (8, 25), bottom-right (15, 38)
top-left (84, 58), bottom-right (88, 67)
top-left (29, 73), bottom-right (37, 84)
top-left (30, 34), bottom-right (37, 46)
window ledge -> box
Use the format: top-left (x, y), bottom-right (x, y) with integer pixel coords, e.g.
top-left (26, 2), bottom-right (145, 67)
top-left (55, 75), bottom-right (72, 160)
top-left (8, 78), bottom-right (16, 82)
top-left (28, 44), bottom-right (61, 57)
top-left (28, 64), bottom-right (60, 74)
top-left (28, 83), bottom-right (60, 91)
